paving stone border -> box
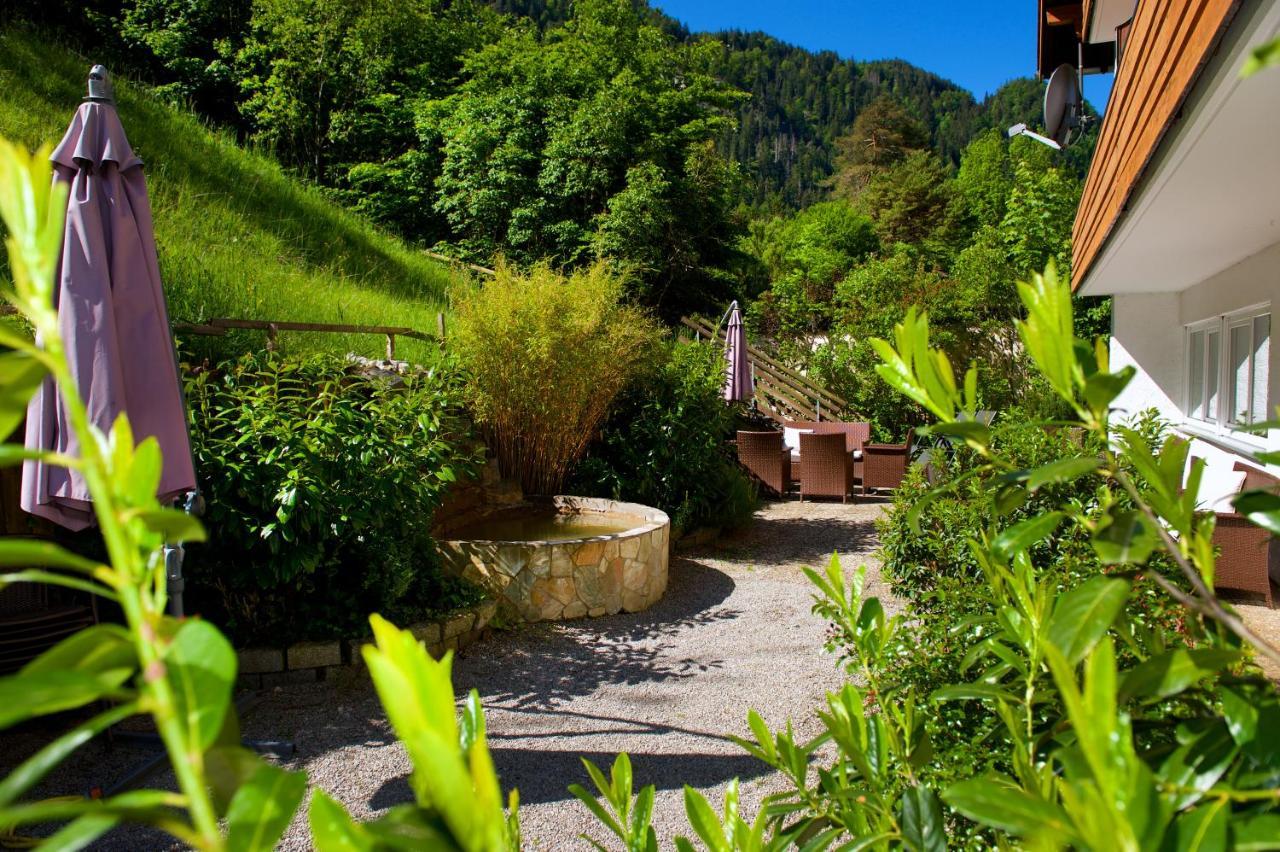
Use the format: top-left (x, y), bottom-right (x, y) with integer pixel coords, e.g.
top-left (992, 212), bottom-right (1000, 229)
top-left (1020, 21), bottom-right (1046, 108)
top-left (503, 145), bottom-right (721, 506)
top-left (235, 599), bottom-right (498, 690)
top-left (437, 496), bottom-right (670, 623)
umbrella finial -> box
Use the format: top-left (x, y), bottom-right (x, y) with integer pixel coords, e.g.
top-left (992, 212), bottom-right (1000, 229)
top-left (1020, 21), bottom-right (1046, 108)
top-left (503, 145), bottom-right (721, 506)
top-left (86, 65), bottom-right (113, 103)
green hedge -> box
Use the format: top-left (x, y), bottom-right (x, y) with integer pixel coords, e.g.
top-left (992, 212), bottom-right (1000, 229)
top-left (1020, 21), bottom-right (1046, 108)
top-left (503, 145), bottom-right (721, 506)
top-left (571, 339), bottom-right (756, 534)
top-left (183, 353), bottom-right (482, 646)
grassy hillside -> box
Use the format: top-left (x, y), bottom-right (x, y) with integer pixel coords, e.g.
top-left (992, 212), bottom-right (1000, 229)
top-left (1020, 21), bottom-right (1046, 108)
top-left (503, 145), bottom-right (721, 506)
top-left (0, 28), bottom-right (454, 363)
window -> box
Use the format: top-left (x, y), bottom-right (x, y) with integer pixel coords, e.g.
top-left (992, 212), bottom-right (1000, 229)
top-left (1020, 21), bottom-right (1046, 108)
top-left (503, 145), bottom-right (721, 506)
top-left (1185, 307), bottom-right (1270, 430)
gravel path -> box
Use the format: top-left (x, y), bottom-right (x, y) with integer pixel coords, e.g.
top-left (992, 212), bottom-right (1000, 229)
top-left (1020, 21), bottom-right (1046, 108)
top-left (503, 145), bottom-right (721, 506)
top-left (6, 498), bottom-right (1278, 849)
top-left (0, 499), bottom-right (891, 850)
top-left (253, 498), bottom-right (893, 849)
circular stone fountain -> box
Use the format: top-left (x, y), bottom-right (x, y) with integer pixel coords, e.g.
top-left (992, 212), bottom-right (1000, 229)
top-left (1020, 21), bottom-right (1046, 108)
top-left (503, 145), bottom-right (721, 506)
top-left (435, 496), bottom-right (670, 622)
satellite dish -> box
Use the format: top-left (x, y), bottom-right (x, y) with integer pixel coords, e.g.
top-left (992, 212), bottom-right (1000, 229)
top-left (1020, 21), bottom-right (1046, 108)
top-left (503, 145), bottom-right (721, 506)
top-left (1006, 123), bottom-right (1061, 150)
top-left (1044, 63), bottom-right (1083, 147)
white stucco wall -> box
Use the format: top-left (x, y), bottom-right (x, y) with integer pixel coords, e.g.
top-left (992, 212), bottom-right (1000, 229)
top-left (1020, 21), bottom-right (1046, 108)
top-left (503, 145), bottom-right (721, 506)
top-left (1110, 240), bottom-right (1280, 476)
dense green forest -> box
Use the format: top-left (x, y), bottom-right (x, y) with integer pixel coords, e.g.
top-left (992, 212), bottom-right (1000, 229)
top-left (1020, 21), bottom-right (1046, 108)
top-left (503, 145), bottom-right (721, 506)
top-left (3, 0), bottom-right (1096, 331)
top-left (486, 0), bottom-right (1083, 207)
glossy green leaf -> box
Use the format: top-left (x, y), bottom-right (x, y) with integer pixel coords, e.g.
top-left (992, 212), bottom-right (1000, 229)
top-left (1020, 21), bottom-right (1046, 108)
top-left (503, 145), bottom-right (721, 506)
top-left (1231, 813), bottom-right (1280, 850)
top-left (309, 789), bottom-right (376, 852)
top-left (1241, 36), bottom-right (1280, 77)
top-left (129, 507), bottom-right (207, 544)
top-left (682, 785), bottom-right (728, 852)
top-left (0, 350), bottom-right (46, 440)
top-left (1231, 490), bottom-right (1280, 536)
top-left (36, 813), bottom-right (119, 852)
top-left (1025, 456), bottom-right (1100, 491)
top-left (1082, 367), bottom-right (1135, 415)
top-left (1092, 509), bottom-right (1157, 564)
top-left (1046, 576), bottom-right (1131, 664)
top-left (928, 420), bottom-right (990, 447)
top-left (206, 746), bottom-right (262, 816)
top-left (226, 761), bottom-right (307, 852)
top-left (992, 512), bottom-right (1064, 561)
top-left (122, 437), bottom-right (163, 506)
top-left (166, 619), bottom-right (237, 750)
top-left (361, 615), bottom-right (509, 850)
top-left (943, 776), bottom-right (1073, 839)
top-left (0, 570), bottom-right (115, 601)
top-left (1169, 798), bottom-right (1228, 852)
top-left (899, 785), bottom-right (946, 852)
top-left (0, 539), bottom-right (103, 573)
top-left (1118, 649), bottom-right (1242, 703)
top-left (0, 669), bottom-right (132, 729)
top-left (1015, 264), bottom-right (1079, 406)
top-left (1220, 687), bottom-right (1260, 745)
top-left (1157, 722), bottom-right (1238, 810)
top-left (22, 624), bottom-right (134, 677)
top-left (931, 684), bottom-right (1019, 705)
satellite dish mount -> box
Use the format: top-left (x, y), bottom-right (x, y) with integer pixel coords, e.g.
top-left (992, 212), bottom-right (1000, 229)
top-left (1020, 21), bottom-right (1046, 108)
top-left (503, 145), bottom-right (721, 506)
top-left (1008, 45), bottom-right (1094, 150)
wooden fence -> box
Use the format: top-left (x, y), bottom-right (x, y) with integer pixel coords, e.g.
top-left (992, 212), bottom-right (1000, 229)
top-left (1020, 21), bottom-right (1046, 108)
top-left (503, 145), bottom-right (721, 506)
top-left (679, 315), bottom-right (852, 423)
top-left (172, 315), bottom-right (445, 360)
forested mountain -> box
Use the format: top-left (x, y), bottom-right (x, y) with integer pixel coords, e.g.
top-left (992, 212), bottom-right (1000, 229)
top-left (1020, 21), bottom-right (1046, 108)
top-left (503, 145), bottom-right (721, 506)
top-left (488, 1), bottom-right (1050, 207)
top-left (3, 0), bottom-right (1088, 320)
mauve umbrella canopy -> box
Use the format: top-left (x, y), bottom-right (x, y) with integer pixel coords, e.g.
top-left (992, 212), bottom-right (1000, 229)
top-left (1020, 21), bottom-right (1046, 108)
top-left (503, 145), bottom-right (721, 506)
top-left (723, 301), bottom-right (752, 402)
top-left (21, 90), bottom-right (196, 530)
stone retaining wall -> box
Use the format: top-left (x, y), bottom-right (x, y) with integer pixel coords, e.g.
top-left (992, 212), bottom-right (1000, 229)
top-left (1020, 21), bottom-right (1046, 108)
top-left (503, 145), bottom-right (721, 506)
top-left (438, 496), bottom-right (670, 623)
top-left (235, 599), bottom-right (497, 689)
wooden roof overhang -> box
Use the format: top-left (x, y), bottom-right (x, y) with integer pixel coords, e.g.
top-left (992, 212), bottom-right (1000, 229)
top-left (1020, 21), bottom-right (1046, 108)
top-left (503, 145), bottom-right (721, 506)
top-left (1070, 0), bottom-right (1243, 291)
top-left (1037, 0), bottom-right (1116, 78)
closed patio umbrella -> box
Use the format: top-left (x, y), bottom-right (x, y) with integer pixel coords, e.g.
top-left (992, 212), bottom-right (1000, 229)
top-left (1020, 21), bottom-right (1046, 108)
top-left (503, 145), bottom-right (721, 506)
top-left (722, 300), bottom-right (752, 402)
top-left (21, 67), bottom-right (196, 539)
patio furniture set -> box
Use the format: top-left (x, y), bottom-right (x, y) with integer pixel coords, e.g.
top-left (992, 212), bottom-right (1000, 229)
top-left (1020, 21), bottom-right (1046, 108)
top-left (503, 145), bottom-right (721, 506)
top-left (736, 421), bottom-right (914, 501)
top-left (1192, 458), bottom-right (1280, 608)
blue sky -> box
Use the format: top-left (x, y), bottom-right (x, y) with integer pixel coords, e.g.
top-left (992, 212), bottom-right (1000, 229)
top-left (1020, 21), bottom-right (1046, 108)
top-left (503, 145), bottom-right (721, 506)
top-left (654, 0), bottom-right (1114, 111)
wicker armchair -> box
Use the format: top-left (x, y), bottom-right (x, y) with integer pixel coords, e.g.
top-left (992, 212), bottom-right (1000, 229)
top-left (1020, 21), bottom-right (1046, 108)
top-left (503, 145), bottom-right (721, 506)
top-left (785, 420), bottom-right (872, 454)
top-left (862, 429), bottom-right (915, 495)
top-left (1211, 462), bottom-right (1277, 607)
top-left (737, 431), bottom-right (791, 497)
top-left (799, 432), bottom-right (853, 502)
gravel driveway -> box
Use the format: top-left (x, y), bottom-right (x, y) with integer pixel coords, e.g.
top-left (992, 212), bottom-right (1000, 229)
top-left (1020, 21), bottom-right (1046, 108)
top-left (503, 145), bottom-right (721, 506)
top-left (1, 499), bottom-right (892, 850)
top-left (259, 498), bottom-right (893, 849)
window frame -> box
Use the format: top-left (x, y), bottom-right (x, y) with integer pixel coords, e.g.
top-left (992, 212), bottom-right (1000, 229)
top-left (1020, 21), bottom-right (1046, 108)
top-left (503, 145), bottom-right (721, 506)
top-left (1183, 303), bottom-right (1271, 433)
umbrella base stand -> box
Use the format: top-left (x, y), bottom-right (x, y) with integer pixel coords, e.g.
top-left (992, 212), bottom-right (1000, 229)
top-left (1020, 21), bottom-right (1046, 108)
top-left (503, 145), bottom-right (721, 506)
top-left (103, 693), bottom-right (296, 797)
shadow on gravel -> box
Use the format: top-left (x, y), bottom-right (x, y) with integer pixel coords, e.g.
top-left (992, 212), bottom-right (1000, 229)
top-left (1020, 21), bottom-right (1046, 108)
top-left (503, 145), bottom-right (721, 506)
top-left (717, 509), bottom-right (880, 566)
top-left (454, 559), bottom-right (737, 710)
top-left (371, 747), bottom-right (769, 808)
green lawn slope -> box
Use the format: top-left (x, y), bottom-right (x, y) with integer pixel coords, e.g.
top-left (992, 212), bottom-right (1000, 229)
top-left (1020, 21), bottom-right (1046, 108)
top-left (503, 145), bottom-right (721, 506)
top-left (0, 28), bottom-right (453, 363)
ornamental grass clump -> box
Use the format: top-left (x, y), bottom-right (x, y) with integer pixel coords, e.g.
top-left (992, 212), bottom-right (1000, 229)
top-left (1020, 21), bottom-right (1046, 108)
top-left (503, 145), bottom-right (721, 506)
top-left (451, 260), bottom-right (661, 495)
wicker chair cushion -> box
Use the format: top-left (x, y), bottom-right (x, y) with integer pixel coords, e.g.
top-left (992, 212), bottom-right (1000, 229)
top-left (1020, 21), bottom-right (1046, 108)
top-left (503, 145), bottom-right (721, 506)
top-left (782, 426), bottom-right (813, 452)
top-left (1193, 465), bottom-right (1247, 514)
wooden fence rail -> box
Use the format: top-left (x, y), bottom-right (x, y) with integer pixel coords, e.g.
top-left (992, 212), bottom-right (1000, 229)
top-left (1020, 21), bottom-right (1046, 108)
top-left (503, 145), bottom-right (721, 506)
top-left (173, 315), bottom-right (445, 361)
top-left (679, 315), bottom-right (852, 422)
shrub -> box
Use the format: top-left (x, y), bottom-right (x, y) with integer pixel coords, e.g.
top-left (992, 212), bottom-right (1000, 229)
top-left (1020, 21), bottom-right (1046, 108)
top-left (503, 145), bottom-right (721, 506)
top-left (570, 339), bottom-right (757, 534)
top-left (184, 352), bottom-right (482, 645)
top-left (450, 260), bottom-right (662, 495)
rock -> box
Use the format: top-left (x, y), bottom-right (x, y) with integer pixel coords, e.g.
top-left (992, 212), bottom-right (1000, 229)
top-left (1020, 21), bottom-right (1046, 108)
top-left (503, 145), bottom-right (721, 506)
top-left (475, 599), bottom-right (498, 628)
top-left (443, 611), bottom-right (475, 639)
top-left (562, 600), bottom-right (588, 619)
top-left (260, 669), bottom-right (320, 688)
top-left (550, 547), bottom-right (574, 577)
top-left (623, 559), bottom-right (649, 591)
top-left (287, 641), bottom-right (341, 670)
top-left (548, 576), bottom-right (577, 606)
top-left (573, 541), bottom-right (605, 566)
top-left (238, 648), bottom-right (285, 674)
top-left (411, 621), bottom-right (442, 645)
top-left (574, 563), bottom-right (602, 604)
